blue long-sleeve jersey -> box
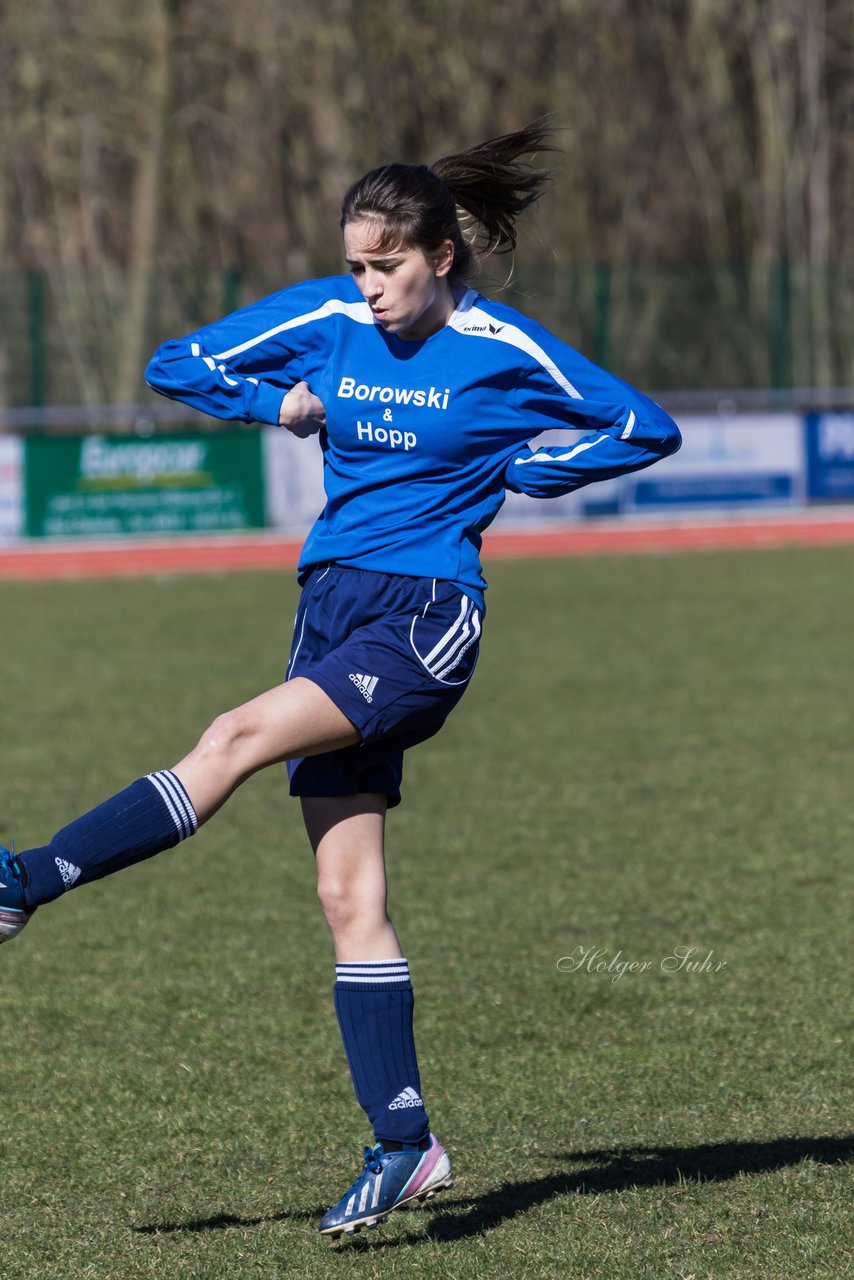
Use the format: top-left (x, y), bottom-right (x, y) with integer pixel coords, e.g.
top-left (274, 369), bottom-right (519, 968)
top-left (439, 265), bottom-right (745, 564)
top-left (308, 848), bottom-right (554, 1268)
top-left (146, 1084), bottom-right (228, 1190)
top-left (146, 276), bottom-right (680, 610)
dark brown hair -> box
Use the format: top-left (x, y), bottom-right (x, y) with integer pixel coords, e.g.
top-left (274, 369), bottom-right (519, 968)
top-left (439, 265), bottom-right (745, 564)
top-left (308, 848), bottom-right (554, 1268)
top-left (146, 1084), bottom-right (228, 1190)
top-left (340, 118), bottom-right (558, 282)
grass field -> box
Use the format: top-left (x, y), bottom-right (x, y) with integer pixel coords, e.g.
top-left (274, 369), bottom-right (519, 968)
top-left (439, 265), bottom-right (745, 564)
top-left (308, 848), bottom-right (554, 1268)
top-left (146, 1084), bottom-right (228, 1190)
top-left (1, 548), bottom-right (852, 1279)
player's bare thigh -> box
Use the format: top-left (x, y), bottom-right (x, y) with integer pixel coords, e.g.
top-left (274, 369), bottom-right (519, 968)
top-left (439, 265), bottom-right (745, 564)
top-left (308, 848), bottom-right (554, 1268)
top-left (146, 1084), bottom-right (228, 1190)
top-left (172, 677), bottom-right (360, 822)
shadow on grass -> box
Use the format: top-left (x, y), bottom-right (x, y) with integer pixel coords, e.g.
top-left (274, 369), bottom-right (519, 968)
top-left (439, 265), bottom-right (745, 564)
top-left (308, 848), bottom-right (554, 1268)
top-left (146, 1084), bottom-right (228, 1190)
top-left (415, 1133), bottom-right (854, 1245)
top-left (134, 1205), bottom-right (325, 1235)
top-left (133, 1133), bottom-right (853, 1244)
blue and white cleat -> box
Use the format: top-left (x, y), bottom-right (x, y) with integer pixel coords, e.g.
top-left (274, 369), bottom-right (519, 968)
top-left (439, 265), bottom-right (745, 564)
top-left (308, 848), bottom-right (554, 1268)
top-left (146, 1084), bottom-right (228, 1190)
top-left (0, 844), bottom-right (35, 944)
top-left (318, 1132), bottom-right (454, 1238)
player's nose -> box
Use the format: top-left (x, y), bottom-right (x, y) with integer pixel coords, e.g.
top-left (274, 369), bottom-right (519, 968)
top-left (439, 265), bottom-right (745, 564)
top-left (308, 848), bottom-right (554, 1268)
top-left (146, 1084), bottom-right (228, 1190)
top-left (364, 269), bottom-right (383, 297)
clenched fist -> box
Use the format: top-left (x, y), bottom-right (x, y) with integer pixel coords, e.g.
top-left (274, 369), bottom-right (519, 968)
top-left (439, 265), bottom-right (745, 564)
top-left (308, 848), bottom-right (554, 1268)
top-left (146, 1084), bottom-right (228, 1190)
top-left (279, 382), bottom-right (327, 438)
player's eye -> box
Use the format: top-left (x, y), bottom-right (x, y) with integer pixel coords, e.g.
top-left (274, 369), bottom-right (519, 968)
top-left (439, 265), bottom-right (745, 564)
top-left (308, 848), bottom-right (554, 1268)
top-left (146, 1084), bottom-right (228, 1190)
top-left (346, 259), bottom-right (399, 276)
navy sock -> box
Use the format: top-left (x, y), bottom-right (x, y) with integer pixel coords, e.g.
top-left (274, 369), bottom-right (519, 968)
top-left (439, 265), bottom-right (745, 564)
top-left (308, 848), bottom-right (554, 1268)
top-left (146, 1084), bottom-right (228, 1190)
top-left (19, 770), bottom-right (198, 908)
top-left (334, 958), bottom-right (430, 1149)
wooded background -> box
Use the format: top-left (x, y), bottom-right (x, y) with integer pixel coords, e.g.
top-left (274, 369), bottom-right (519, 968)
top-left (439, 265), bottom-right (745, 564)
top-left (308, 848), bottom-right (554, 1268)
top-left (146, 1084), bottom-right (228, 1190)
top-left (1, 0), bottom-right (851, 407)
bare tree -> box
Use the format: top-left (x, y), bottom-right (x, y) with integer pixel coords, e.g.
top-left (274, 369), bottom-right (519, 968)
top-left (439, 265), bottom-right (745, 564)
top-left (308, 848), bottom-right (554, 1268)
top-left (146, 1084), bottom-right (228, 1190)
top-left (1, 0), bottom-right (850, 402)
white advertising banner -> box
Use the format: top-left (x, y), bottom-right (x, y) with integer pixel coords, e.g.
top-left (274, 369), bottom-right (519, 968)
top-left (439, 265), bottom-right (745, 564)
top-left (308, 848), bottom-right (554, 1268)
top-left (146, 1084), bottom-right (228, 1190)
top-left (495, 412), bottom-right (805, 525)
top-left (0, 435), bottom-right (24, 539)
top-left (262, 428), bottom-right (326, 531)
top-left (263, 412), bottom-right (809, 538)
top-left (621, 412), bottom-right (804, 511)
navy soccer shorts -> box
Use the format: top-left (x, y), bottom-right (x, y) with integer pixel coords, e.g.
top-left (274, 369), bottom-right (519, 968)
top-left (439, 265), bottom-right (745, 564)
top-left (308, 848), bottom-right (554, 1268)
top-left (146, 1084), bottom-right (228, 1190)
top-left (285, 564), bottom-right (482, 807)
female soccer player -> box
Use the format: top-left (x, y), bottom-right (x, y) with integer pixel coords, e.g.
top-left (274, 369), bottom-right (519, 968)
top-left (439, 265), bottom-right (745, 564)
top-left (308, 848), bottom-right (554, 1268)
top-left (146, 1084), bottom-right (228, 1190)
top-left (0, 121), bottom-right (680, 1237)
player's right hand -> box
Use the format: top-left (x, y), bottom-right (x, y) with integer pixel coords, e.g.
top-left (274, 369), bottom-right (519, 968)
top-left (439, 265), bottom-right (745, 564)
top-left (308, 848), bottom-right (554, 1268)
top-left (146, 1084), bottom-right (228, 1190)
top-left (279, 381), bottom-right (327, 437)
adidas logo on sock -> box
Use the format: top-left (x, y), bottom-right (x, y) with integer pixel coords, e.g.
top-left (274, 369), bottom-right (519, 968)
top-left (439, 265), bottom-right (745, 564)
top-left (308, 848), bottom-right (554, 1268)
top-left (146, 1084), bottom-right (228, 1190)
top-left (349, 672), bottom-right (379, 704)
top-left (55, 857), bottom-right (82, 889)
top-left (388, 1086), bottom-right (423, 1111)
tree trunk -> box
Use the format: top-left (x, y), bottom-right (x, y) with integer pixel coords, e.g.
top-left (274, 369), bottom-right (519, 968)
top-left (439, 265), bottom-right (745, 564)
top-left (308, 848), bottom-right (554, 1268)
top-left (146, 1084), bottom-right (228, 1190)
top-left (113, 0), bottom-right (172, 409)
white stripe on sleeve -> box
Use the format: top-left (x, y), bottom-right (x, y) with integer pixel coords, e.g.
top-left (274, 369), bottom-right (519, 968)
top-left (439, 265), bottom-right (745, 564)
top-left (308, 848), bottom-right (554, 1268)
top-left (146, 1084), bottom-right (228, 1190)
top-left (514, 435), bottom-right (608, 466)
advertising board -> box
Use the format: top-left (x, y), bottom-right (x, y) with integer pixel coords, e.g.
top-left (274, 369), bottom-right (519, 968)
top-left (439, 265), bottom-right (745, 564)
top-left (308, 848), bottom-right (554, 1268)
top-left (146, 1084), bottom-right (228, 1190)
top-left (25, 432), bottom-right (265, 538)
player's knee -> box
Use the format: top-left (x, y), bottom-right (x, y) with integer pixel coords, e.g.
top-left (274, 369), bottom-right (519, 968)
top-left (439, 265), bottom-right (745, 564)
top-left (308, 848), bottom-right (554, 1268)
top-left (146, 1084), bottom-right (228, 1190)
top-left (317, 876), bottom-right (353, 932)
top-left (195, 707), bottom-right (254, 761)
top-left (317, 875), bottom-right (382, 937)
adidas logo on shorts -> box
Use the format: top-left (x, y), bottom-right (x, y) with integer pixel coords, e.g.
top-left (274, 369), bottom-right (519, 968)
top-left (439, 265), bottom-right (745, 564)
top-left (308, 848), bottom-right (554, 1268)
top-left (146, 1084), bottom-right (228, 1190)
top-left (349, 672), bottom-right (379, 703)
top-left (388, 1086), bottom-right (423, 1111)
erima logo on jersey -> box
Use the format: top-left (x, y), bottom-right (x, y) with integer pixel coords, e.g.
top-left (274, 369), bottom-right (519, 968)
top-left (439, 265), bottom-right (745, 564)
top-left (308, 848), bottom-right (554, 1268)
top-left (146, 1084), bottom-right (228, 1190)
top-left (338, 376), bottom-right (450, 410)
top-left (349, 673), bottom-right (379, 703)
top-left (388, 1086), bottom-right (423, 1111)
top-left (55, 857), bottom-right (82, 889)
top-left (460, 321), bottom-right (504, 335)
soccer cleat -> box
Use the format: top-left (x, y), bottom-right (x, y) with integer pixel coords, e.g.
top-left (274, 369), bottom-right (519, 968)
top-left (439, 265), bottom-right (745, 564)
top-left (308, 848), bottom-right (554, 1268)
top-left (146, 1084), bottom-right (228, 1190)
top-left (0, 843), bottom-right (35, 944)
top-left (318, 1132), bottom-right (454, 1238)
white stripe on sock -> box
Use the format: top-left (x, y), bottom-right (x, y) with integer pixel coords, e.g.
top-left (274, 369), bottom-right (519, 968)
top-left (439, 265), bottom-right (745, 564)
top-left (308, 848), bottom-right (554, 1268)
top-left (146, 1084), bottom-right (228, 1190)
top-left (154, 772), bottom-right (191, 838)
top-left (336, 960), bottom-right (411, 984)
top-left (336, 963), bottom-right (410, 975)
top-left (146, 773), bottom-right (186, 838)
top-left (159, 770), bottom-right (199, 835)
top-left (146, 771), bottom-right (199, 840)
top-left (335, 973), bottom-right (412, 984)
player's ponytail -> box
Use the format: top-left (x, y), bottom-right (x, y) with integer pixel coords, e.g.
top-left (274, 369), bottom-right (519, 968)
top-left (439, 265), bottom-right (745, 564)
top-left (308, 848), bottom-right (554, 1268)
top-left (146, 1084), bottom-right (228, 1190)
top-left (432, 118), bottom-right (557, 272)
top-left (340, 118), bottom-right (558, 282)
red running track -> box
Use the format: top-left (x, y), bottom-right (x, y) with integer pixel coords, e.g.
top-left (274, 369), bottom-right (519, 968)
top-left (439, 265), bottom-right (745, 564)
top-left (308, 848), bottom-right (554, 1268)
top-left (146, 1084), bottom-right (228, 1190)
top-left (1, 515), bottom-right (854, 581)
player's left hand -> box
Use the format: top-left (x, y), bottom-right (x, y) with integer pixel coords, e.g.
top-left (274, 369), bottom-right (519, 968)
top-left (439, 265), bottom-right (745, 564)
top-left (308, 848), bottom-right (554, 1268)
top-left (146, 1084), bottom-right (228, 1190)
top-left (279, 381), bottom-right (327, 437)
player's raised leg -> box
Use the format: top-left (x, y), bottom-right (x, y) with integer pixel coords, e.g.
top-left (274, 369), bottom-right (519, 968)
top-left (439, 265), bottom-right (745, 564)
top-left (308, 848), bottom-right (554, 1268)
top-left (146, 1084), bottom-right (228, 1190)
top-left (0, 677), bottom-right (359, 940)
top-left (171, 677), bottom-right (359, 822)
top-left (303, 794), bottom-right (453, 1236)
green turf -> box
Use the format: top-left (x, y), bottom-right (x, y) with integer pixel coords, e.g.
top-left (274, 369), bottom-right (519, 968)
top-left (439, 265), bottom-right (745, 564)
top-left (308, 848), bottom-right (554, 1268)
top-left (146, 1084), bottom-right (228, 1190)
top-left (1, 548), bottom-right (852, 1279)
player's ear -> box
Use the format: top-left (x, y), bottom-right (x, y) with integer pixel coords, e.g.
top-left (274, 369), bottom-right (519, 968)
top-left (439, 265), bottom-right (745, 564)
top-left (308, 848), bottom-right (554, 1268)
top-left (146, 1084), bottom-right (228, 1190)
top-left (433, 239), bottom-right (455, 279)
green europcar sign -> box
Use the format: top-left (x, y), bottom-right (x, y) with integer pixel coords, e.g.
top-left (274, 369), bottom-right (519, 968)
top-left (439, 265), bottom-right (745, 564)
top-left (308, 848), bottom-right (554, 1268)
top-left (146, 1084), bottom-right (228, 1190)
top-left (25, 431), bottom-right (265, 538)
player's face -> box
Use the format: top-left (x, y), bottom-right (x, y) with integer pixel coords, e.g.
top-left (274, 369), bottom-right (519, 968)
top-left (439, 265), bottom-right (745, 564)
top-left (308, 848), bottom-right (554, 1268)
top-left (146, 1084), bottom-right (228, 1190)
top-left (344, 218), bottom-right (455, 342)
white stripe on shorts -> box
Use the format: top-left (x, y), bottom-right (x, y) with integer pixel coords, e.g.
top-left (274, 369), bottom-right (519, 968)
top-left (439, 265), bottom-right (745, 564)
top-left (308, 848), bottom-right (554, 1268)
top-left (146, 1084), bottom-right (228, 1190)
top-left (436, 607), bottom-right (481, 679)
top-left (422, 595), bottom-right (468, 669)
top-left (431, 604), bottom-right (474, 675)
